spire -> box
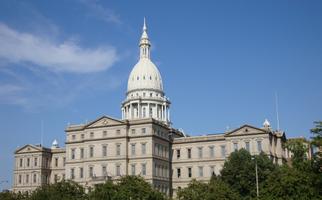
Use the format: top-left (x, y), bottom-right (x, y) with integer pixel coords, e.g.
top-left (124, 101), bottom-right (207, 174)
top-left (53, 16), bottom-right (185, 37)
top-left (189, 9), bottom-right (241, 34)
top-left (139, 18), bottom-right (150, 59)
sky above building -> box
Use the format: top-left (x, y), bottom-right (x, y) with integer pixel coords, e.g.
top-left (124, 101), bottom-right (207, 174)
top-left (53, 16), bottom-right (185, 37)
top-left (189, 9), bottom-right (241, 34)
top-left (0, 0), bottom-right (321, 189)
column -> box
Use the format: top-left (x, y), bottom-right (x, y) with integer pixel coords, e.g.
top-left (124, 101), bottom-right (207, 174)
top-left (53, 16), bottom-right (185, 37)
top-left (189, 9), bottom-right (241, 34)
top-left (165, 106), bottom-right (168, 122)
top-left (122, 108), bottom-right (124, 119)
top-left (168, 107), bottom-right (170, 122)
top-left (138, 102), bottom-right (141, 118)
top-left (148, 103), bottom-right (151, 118)
top-left (129, 104), bottom-right (132, 119)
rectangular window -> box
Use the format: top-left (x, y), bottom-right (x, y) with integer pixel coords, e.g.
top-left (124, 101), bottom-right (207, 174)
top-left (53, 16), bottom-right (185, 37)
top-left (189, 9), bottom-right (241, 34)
top-left (257, 141), bottom-right (262, 152)
top-left (177, 168), bottom-right (181, 178)
top-left (55, 158), bottom-right (58, 167)
top-left (131, 164), bottom-right (136, 175)
top-left (245, 141), bottom-right (250, 152)
top-left (19, 158), bottom-right (23, 167)
top-left (209, 146), bottom-right (215, 158)
top-left (198, 166), bottom-right (203, 177)
top-left (80, 167), bottom-right (83, 178)
top-left (54, 174), bottom-right (58, 183)
top-left (72, 135), bottom-right (76, 140)
top-left (63, 157), bottom-right (66, 166)
top-left (155, 144), bottom-right (159, 156)
top-left (80, 148), bottom-right (84, 159)
top-left (142, 164), bottom-right (146, 176)
top-left (198, 147), bottom-right (203, 158)
top-left (116, 129), bottom-right (121, 135)
top-left (131, 144), bottom-right (136, 156)
top-left (34, 158), bottom-right (38, 167)
top-left (116, 165), bottom-right (121, 176)
top-left (131, 129), bottom-right (136, 134)
top-left (18, 175), bottom-right (22, 184)
top-left (71, 149), bottom-right (75, 160)
top-left (141, 143), bottom-right (146, 155)
top-left (188, 148), bottom-right (192, 159)
top-left (210, 166), bottom-right (215, 176)
top-left (102, 166), bottom-right (107, 176)
top-left (27, 158), bottom-right (30, 167)
top-left (221, 145), bottom-right (226, 158)
top-left (81, 134), bottom-right (85, 139)
top-left (141, 128), bottom-right (146, 134)
top-left (102, 145), bottom-right (107, 157)
top-left (90, 146), bottom-right (94, 158)
top-left (233, 142), bottom-right (238, 151)
top-left (26, 174), bottom-right (29, 183)
top-left (103, 131), bottom-right (107, 137)
top-left (188, 167), bottom-right (192, 178)
top-left (33, 174), bottom-right (37, 183)
top-left (90, 132), bottom-right (94, 138)
top-left (89, 166), bottom-right (93, 178)
top-left (71, 168), bottom-right (75, 179)
top-left (116, 144), bottom-right (121, 156)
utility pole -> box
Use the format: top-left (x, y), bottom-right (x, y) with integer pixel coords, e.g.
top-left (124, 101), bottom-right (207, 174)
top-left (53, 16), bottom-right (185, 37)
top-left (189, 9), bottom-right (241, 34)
top-left (255, 160), bottom-right (259, 198)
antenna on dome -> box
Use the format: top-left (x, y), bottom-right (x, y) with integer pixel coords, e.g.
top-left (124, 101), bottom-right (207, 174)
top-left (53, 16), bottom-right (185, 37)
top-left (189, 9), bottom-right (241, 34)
top-left (275, 92), bottom-right (280, 131)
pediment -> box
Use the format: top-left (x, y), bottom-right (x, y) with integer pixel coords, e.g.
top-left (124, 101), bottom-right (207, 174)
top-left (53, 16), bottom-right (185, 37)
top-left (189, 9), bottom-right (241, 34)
top-left (86, 116), bottom-right (125, 128)
top-left (15, 144), bottom-right (42, 154)
top-left (225, 125), bottom-right (267, 136)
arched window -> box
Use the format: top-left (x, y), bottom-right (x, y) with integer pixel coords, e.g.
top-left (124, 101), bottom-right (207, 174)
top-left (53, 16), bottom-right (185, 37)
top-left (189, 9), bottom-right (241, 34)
top-left (149, 107), bottom-right (153, 117)
top-left (143, 107), bottom-right (146, 118)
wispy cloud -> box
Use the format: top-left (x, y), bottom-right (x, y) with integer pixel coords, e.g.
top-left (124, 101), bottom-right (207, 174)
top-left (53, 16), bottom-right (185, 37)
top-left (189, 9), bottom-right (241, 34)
top-left (0, 23), bottom-right (118, 73)
top-left (79, 0), bottom-right (121, 24)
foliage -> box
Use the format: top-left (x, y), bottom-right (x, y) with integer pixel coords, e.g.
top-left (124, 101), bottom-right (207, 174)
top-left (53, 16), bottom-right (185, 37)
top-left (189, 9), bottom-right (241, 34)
top-left (0, 191), bottom-right (29, 200)
top-left (220, 149), bottom-right (275, 199)
top-left (28, 180), bottom-right (87, 200)
top-left (177, 176), bottom-right (240, 200)
top-left (88, 176), bottom-right (166, 200)
top-left (311, 121), bottom-right (322, 147)
top-left (285, 138), bottom-right (309, 170)
top-left (260, 165), bottom-right (321, 200)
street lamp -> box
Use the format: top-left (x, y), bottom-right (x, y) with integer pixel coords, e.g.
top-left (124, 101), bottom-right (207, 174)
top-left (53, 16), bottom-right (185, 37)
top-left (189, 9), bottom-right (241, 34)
top-left (251, 156), bottom-right (259, 198)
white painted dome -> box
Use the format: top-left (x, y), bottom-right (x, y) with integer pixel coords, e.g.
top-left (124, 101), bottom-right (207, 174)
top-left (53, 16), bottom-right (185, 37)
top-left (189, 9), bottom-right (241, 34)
top-left (127, 58), bottom-right (163, 92)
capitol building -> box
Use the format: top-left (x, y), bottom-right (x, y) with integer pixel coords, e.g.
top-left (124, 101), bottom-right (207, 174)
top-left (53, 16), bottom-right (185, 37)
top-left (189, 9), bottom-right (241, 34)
top-left (12, 20), bottom-right (287, 197)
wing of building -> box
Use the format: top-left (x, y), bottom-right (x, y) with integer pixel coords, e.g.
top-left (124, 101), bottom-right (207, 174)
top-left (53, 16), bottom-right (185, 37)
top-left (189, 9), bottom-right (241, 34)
top-left (12, 20), bottom-right (288, 197)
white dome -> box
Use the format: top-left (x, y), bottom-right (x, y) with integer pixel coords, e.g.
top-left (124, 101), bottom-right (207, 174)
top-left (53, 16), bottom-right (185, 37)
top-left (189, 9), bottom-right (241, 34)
top-left (127, 58), bottom-right (163, 92)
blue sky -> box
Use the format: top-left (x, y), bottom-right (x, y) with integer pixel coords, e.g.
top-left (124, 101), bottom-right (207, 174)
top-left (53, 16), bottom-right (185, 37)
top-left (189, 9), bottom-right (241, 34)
top-left (0, 0), bottom-right (321, 189)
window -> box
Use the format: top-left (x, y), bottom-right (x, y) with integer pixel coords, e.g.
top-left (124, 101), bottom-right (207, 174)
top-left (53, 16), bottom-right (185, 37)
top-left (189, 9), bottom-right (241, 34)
top-left (102, 166), bottom-right (107, 176)
top-left (102, 145), bottom-right (107, 157)
top-left (55, 158), bottom-right (58, 167)
top-left (63, 157), bottom-right (66, 166)
top-left (198, 147), bottom-right (203, 158)
top-left (143, 107), bottom-right (146, 118)
top-left (245, 141), bottom-right (250, 152)
top-left (188, 167), bottom-right (192, 178)
top-left (141, 128), bottom-right (146, 134)
top-left (131, 129), bottom-right (136, 134)
top-left (80, 167), bottom-right (83, 178)
top-left (177, 168), bottom-right (181, 178)
top-left (19, 158), bottom-right (23, 167)
top-left (18, 175), bottom-right (22, 184)
top-left (257, 141), bottom-right (262, 152)
top-left (71, 149), bottom-right (75, 160)
top-left (131, 164), bottom-right (136, 175)
top-left (72, 135), bottom-right (76, 140)
top-left (116, 165), bottom-right (121, 176)
top-left (149, 107), bottom-right (152, 117)
top-left (221, 145), bottom-right (226, 158)
top-left (210, 166), bottom-right (215, 176)
top-left (187, 148), bottom-right (192, 159)
top-left (89, 166), bottom-right (93, 178)
top-left (150, 93), bottom-right (153, 97)
top-left (80, 148), bottom-right (84, 159)
top-left (103, 131), bottom-right (107, 137)
top-left (81, 134), bottom-right (85, 139)
top-left (33, 174), bottom-right (37, 183)
top-left (154, 144), bottom-right (158, 156)
top-left (27, 158), bottom-right (30, 167)
top-left (233, 142), bottom-right (238, 151)
top-left (141, 143), bottom-right (146, 155)
top-left (142, 164), bottom-right (146, 176)
top-left (116, 130), bottom-right (121, 135)
top-left (89, 146), bottom-right (94, 158)
top-left (116, 144), bottom-right (121, 156)
top-left (26, 174), bottom-right (29, 183)
top-left (71, 168), bottom-right (75, 179)
top-left (34, 158), bottom-right (38, 167)
top-left (54, 174), bottom-right (58, 183)
top-left (131, 144), bottom-right (136, 156)
top-left (209, 146), bottom-right (215, 158)
top-left (90, 132), bottom-right (94, 138)
top-left (198, 166), bottom-right (203, 177)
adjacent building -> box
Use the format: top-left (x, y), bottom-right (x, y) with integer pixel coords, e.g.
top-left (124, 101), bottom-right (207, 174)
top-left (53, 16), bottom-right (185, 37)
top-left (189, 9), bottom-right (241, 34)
top-left (13, 20), bottom-right (288, 196)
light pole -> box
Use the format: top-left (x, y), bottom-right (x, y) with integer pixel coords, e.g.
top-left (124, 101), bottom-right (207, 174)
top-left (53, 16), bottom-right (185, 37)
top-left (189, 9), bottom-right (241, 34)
top-left (252, 157), bottom-right (259, 198)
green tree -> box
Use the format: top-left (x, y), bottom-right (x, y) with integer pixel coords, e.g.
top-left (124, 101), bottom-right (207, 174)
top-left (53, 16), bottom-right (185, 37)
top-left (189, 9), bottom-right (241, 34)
top-left (177, 179), bottom-right (208, 200)
top-left (260, 165), bottom-right (320, 200)
top-left (88, 180), bottom-right (117, 200)
top-left (285, 138), bottom-right (309, 170)
top-left (0, 191), bottom-right (29, 200)
top-left (220, 149), bottom-right (275, 199)
top-left (28, 180), bottom-right (87, 200)
top-left (311, 121), bottom-right (322, 148)
top-left (207, 175), bottom-right (240, 200)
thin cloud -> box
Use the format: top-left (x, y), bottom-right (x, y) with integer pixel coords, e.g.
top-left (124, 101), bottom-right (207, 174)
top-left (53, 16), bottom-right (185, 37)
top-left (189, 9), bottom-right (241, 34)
top-left (0, 23), bottom-right (118, 73)
top-left (80, 0), bottom-right (122, 24)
